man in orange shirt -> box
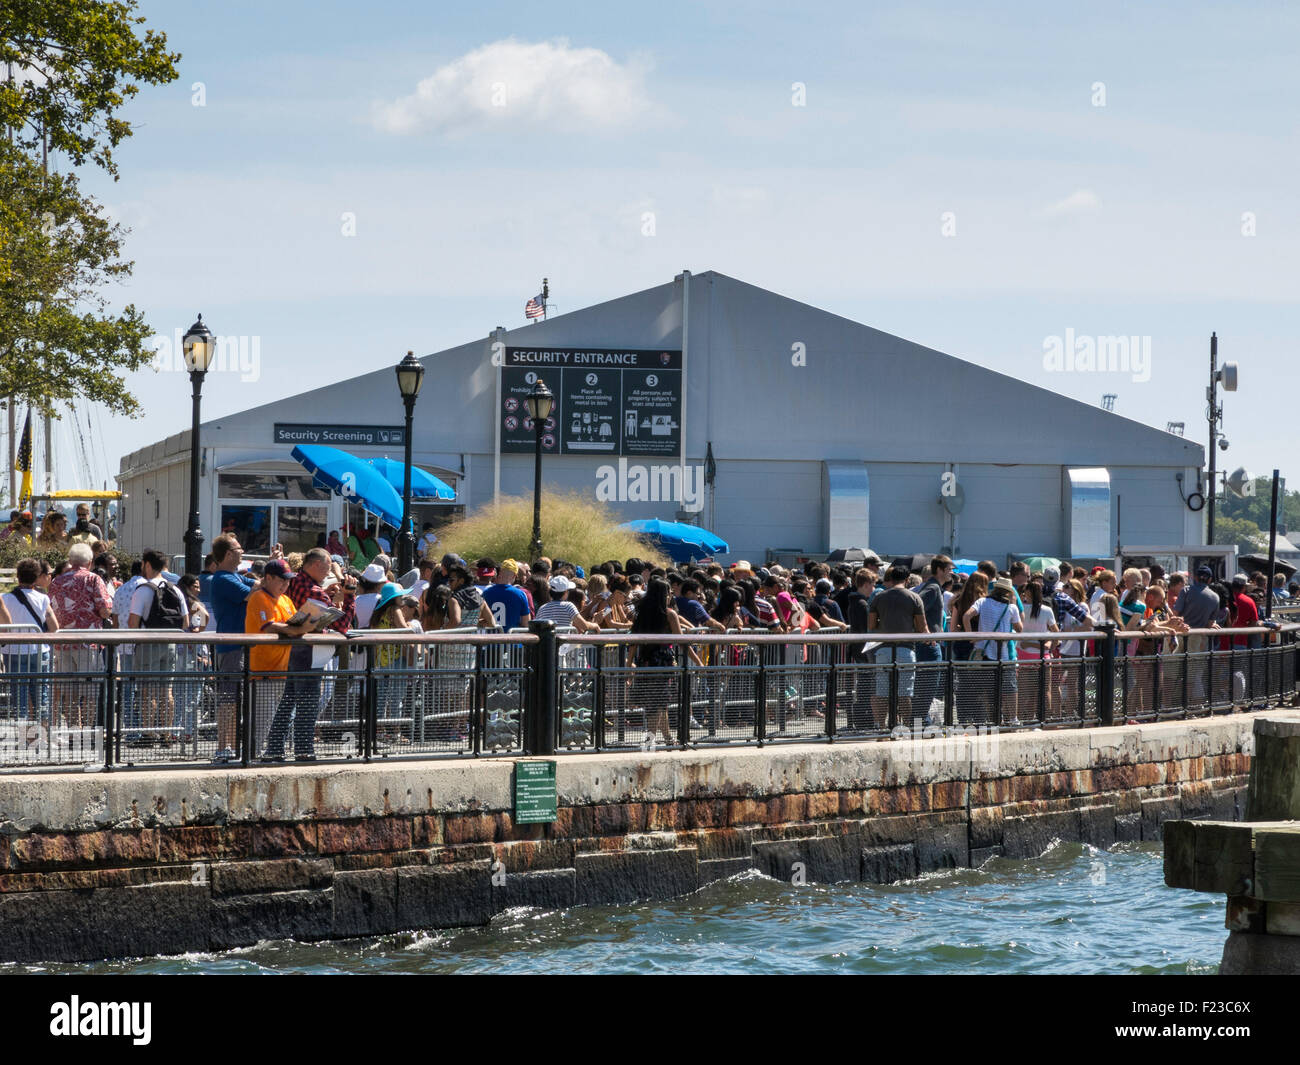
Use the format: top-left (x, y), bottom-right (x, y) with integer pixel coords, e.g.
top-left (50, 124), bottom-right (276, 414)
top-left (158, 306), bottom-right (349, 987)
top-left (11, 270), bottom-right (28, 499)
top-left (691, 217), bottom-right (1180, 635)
top-left (245, 560), bottom-right (313, 757)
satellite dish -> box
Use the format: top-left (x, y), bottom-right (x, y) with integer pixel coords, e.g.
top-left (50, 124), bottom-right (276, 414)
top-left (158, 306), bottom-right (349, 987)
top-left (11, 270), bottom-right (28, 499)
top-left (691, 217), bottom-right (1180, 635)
top-left (941, 482), bottom-right (966, 515)
top-left (1225, 467), bottom-right (1250, 497)
top-left (1220, 361), bottom-right (1238, 392)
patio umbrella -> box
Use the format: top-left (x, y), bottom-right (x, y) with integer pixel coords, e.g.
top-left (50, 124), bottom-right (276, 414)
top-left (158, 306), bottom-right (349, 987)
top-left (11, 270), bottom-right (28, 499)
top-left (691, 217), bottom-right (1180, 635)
top-left (367, 457), bottom-right (456, 501)
top-left (1019, 556), bottom-right (1063, 574)
top-left (826, 547), bottom-right (882, 566)
top-left (290, 445), bottom-right (405, 528)
top-left (951, 558), bottom-right (980, 575)
top-left (893, 552), bottom-right (935, 574)
top-left (620, 519), bottom-right (728, 564)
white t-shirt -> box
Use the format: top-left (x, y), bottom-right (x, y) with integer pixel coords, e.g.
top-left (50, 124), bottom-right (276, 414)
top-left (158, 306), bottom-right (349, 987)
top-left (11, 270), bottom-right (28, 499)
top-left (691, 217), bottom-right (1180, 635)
top-left (129, 579), bottom-right (165, 623)
top-left (354, 591), bottom-right (380, 628)
top-left (1, 588), bottom-right (50, 654)
top-left (972, 597), bottom-right (1020, 660)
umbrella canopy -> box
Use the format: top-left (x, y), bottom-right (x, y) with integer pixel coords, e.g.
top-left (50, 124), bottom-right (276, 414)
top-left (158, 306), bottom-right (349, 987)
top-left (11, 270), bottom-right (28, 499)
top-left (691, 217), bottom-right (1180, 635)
top-left (1239, 553), bottom-right (1298, 577)
top-left (951, 558), bottom-right (980, 575)
top-left (893, 552), bottom-right (935, 574)
top-left (1019, 556), bottom-right (1063, 574)
top-left (826, 547), bottom-right (882, 566)
top-left (367, 457), bottom-right (456, 501)
top-left (289, 445), bottom-right (405, 528)
top-left (620, 519), bottom-right (728, 564)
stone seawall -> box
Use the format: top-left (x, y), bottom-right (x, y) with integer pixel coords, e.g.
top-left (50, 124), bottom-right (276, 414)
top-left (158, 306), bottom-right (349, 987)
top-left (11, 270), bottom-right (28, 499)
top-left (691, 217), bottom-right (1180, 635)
top-left (0, 711), bottom-right (1285, 963)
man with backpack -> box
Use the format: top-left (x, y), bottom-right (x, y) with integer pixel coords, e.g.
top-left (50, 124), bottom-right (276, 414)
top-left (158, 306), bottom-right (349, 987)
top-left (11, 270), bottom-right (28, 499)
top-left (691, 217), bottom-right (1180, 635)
top-left (127, 548), bottom-right (188, 747)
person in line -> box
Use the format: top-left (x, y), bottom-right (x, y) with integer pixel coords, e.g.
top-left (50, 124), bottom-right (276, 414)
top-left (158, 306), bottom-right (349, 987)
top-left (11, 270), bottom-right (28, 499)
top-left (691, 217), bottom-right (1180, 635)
top-left (2, 557), bottom-right (61, 750)
top-left (35, 510), bottom-right (67, 548)
top-left (1017, 578), bottom-right (1059, 720)
top-left (208, 534), bottom-right (258, 762)
top-left (484, 563), bottom-right (532, 631)
top-left (963, 576), bottom-right (1023, 725)
top-left (126, 549), bottom-right (188, 747)
top-left (628, 577), bottom-right (702, 748)
top-left (48, 542), bottom-right (113, 731)
top-left (868, 564), bottom-right (928, 727)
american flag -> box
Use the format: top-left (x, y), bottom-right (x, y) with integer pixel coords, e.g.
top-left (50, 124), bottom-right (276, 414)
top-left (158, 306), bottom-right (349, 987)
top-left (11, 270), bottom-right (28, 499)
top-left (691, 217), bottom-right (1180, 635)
top-left (15, 409), bottom-right (32, 506)
top-left (525, 293), bottom-right (545, 320)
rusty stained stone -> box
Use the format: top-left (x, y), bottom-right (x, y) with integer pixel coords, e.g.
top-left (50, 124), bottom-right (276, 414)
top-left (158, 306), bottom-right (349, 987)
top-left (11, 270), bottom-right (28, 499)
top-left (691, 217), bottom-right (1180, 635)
top-left (493, 839), bottom-right (576, 874)
top-left (157, 825), bottom-right (253, 863)
top-left (865, 784), bottom-right (951, 816)
top-left (838, 790), bottom-right (866, 817)
top-left (250, 822), bottom-right (319, 858)
top-left (0, 864), bottom-right (194, 894)
top-left (1177, 781), bottom-right (1216, 819)
top-left (676, 827), bottom-right (754, 862)
top-left (644, 802), bottom-right (681, 832)
top-left (317, 818), bottom-right (414, 855)
top-left (591, 802), bottom-right (649, 835)
top-left (0, 834), bottom-right (7, 871)
top-left (428, 843), bottom-right (494, 865)
top-left (969, 806), bottom-right (1005, 850)
top-left (1167, 756), bottom-right (1204, 784)
top-left (1093, 762), bottom-right (1165, 792)
top-left (727, 798), bottom-right (767, 827)
top-left (335, 850), bottom-right (432, 871)
top-left (442, 812), bottom-right (513, 846)
top-left (680, 799), bottom-right (728, 831)
top-left (412, 815), bottom-right (443, 848)
top-left (8, 829), bottom-right (158, 871)
top-left (806, 791), bottom-right (841, 821)
top-left (548, 806), bottom-right (595, 839)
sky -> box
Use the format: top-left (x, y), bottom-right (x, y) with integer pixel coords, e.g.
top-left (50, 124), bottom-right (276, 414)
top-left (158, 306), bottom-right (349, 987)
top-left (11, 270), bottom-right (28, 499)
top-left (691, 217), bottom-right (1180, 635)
top-left (24, 0), bottom-right (1300, 497)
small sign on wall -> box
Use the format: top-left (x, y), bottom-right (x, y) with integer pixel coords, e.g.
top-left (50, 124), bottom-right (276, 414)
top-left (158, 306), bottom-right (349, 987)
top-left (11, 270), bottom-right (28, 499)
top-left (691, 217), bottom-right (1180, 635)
top-left (514, 761), bottom-right (558, 824)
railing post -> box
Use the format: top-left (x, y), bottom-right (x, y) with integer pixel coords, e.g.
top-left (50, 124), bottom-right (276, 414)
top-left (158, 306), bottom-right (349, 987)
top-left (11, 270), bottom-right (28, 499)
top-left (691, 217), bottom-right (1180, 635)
top-left (755, 647), bottom-right (767, 748)
top-left (825, 649), bottom-right (838, 741)
top-left (1098, 621), bottom-right (1116, 726)
top-left (240, 644), bottom-right (253, 767)
top-left (1036, 641), bottom-right (1047, 727)
top-left (473, 643), bottom-right (486, 755)
top-left (1207, 633), bottom-right (1216, 712)
top-left (527, 620), bottom-right (557, 756)
top-left (887, 643), bottom-right (899, 732)
top-left (1182, 632), bottom-right (1190, 714)
top-left (992, 646), bottom-right (1003, 729)
top-left (362, 646), bottom-right (375, 762)
top-left (943, 640), bottom-right (955, 728)
top-left (104, 643), bottom-right (117, 771)
top-left (677, 643), bottom-right (692, 748)
top-left (593, 645), bottom-right (606, 751)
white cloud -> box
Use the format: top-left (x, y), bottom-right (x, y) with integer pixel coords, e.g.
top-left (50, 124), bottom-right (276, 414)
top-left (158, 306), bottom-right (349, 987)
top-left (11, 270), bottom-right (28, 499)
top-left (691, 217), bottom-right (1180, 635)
top-left (373, 38), bottom-right (655, 135)
top-left (1042, 188), bottom-right (1102, 216)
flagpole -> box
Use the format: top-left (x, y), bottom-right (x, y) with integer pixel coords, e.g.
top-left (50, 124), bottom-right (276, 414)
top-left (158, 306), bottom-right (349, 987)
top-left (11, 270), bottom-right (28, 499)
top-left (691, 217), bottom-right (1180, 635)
top-left (6, 398), bottom-right (14, 506)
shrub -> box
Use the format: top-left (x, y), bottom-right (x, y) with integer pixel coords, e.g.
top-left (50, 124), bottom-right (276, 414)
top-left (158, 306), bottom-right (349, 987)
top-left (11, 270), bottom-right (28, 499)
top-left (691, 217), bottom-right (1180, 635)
top-left (437, 492), bottom-right (669, 570)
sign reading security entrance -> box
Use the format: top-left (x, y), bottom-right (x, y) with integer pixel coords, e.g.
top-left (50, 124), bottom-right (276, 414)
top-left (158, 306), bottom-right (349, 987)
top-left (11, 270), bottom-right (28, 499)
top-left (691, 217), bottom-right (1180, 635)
top-left (500, 347), bottom-right (682, 457)
top-left (514, 760), bottom-right (558, 824)
top-left (275, 424), bottom-right (406, 447)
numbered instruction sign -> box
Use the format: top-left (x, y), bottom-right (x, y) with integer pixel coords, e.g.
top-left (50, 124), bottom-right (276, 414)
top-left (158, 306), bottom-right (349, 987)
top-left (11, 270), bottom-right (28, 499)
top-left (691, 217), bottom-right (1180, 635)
top-left (514, 760), bottom-right (558, 824)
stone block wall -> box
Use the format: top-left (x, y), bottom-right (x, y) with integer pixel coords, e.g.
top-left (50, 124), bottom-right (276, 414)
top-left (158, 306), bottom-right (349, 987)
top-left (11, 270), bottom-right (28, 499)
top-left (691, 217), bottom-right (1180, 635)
top-left (0, 710), bottom-right (1279, 962)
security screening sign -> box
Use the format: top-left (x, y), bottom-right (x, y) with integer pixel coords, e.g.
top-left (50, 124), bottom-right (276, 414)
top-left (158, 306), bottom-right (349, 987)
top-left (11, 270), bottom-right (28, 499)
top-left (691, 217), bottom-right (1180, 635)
top-left (514, 760), bottom-right (558, 824)
top-left (500, 347), bottom-right (682, 457)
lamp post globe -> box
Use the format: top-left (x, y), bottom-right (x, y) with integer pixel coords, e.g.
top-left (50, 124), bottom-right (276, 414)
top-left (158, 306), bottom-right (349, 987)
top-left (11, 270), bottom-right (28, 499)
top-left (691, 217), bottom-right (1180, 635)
top-left (526, 378), bottom-right (554, 561)
top-left (182, 314), bottom-right (216, 576)
top-left (394, 350), bottom-right (425, 574)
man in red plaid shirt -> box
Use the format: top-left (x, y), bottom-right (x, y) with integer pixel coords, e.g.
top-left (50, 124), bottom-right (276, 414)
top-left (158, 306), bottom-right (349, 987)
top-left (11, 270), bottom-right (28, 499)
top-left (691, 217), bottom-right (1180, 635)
top-left (261, 549), bottom-right (355, 761)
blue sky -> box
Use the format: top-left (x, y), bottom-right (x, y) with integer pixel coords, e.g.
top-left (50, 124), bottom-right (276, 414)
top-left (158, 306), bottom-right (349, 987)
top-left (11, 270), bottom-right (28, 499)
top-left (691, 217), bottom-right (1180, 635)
top-left (44, 0), bottom-right (1300, 496)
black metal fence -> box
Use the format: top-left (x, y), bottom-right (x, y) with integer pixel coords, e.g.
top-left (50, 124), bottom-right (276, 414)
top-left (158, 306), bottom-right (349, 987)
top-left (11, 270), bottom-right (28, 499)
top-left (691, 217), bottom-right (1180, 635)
top-left (0, 623), bottom-right (1296, 771)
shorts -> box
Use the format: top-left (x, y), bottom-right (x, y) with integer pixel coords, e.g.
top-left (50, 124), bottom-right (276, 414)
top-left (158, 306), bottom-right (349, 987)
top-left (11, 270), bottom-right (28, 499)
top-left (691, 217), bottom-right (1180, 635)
top-left (135, 643), bottom-right (179, 674)
top-left (873, 646), bottom-right (916, 698)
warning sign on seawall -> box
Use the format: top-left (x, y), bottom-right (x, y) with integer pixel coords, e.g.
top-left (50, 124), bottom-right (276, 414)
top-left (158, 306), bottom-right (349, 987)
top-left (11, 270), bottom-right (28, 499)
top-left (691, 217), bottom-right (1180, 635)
top-left (500, 348), bottom-right (682, 456)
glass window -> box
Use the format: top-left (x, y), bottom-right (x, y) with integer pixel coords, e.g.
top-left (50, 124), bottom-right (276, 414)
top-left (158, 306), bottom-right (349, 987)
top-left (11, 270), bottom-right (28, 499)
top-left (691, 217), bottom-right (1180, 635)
top-left (220, 505), bottom-right (272, 554)
top-left (276, 506), bottom-right (328, 555)
top-left (218, 473), bottom-right (328, 501)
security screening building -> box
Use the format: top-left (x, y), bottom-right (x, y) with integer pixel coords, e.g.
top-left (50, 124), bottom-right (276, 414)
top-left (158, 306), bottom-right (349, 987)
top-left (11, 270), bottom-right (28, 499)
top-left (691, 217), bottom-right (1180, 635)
top-left (117, 270), bottom-right (1206, 565)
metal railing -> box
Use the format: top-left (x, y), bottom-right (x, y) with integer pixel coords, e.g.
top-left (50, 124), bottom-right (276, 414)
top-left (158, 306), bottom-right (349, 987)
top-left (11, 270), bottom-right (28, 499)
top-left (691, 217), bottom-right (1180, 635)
top-left (0, 622), bottom-right (1295, 771)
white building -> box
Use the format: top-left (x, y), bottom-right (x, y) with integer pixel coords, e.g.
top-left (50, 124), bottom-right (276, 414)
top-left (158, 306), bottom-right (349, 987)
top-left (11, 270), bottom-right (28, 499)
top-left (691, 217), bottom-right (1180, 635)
top-left (117, 270), bottom-right (1206, 565)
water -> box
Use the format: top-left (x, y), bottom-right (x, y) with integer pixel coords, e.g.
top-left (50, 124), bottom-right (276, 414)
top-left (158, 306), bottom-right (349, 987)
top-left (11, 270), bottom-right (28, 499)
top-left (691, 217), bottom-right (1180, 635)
top-left (6, 842), bottom-right (1224, 975)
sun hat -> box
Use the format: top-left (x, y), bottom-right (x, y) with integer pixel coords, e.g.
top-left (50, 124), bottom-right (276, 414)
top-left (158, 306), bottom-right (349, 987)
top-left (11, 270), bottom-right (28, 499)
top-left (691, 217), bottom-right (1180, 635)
top-left (549, 575), bottom-right (574, 593)
top-left (730, 560), bottom-right (753, 572)
top-left (992, 577), bottom-right (1016, 596)
top-left (375, 582), bottom-right (408, 613)
top-left (361, 562), bottom-right (386, 583)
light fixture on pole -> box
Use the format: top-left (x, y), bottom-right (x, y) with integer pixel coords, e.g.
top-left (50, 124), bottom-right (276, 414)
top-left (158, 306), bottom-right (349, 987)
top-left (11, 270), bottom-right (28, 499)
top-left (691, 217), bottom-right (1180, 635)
top-left (525, 378), bottom-right (554, 561)
top-left (394, 350), bottom-right (425, 574)
top-left (182, 314), bottom-right (216, 575)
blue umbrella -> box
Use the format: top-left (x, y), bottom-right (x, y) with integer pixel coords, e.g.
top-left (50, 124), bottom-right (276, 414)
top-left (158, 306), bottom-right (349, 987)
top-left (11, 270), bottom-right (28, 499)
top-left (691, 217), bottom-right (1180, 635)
top-left (368, 457), bottom-right (456, 501)
top-left (290, 445), bottom-right (405, 528)
top-left (952, 558), bottom-right (980, 575)
top-left (620, 519), bottom-right (729, 564)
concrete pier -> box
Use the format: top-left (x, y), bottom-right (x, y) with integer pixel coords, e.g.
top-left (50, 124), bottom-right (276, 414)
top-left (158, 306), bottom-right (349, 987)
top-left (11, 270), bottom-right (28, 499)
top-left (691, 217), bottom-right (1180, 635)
top-left (0, 710), bottom-right (1281, 963)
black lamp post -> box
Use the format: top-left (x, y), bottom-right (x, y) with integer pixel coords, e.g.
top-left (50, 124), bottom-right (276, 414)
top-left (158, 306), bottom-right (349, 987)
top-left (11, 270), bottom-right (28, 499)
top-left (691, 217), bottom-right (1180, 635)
top-left (525, 378), bottom-right (554, 561)
top-left (394, 350), bottom-right (425, 574)
top-left (182, 314), bottom-right (216, 575)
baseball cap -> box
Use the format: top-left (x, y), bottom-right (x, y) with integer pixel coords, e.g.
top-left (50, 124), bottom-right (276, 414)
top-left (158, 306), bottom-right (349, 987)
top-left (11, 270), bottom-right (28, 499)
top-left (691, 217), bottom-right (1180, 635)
top-left (1231, 572), bottom-right (1248, 586)
top-left (361, 562), bottom-right (386, 583)
top-left (814, 578), bottom-right (833, 594)
top-left (475, 559), bottom-right (497, 579)
top-left (549, 575), bottom-right (574, 593)
top-left (1043, 566), bottom-right (1060, 585)
top-left (1197, 565), bottom-right (1214, 580)
top-left (1091, 566), bottom-right (1105, 575)
top-left (264, 559), bottom-right (293, 580)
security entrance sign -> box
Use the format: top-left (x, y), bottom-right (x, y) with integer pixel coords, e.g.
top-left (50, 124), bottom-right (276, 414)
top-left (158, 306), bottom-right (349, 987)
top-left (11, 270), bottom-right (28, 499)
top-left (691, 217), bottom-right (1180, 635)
top-left (500, 348), bottom-right (682, 457)
top-left (514, 760), bottom-right (558, 824)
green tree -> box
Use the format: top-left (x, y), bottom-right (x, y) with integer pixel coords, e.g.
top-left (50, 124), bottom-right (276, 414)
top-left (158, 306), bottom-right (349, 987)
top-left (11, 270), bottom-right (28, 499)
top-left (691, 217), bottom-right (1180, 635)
top-left (0, 0), bottom-right (179, 178)
top-left (0, 139), bottom-right (155, 414)
top-left (1212, 516), bottom-right (1264, 557)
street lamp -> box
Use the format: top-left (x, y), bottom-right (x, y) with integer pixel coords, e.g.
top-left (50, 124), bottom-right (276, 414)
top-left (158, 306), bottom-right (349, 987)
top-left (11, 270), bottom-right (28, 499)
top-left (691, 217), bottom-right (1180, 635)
top-left (1206, 332), bottom-right (1239, 547)
top-left (525, 378), bottom-right (554, 561)
top-left (394, 350), bottom-right (425, 574)
top-left (181, 314), bottom-right (216, 575)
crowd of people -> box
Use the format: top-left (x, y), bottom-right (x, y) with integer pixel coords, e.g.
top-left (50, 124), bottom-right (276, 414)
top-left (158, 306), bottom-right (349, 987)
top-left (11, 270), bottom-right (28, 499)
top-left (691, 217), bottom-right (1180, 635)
top-left (2, 528), bottom-right (1296, 756)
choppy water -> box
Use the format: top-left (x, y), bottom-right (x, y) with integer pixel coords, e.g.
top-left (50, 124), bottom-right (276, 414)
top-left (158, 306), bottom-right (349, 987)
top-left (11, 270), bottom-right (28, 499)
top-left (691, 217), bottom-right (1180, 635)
top-left (7, 842), bottom-right (1223, 975)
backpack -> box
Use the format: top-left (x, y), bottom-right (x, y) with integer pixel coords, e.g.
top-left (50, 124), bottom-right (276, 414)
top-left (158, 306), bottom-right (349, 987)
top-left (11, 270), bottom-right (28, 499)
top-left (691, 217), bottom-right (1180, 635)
top-left (144, 579), bottom-right (188, 630)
